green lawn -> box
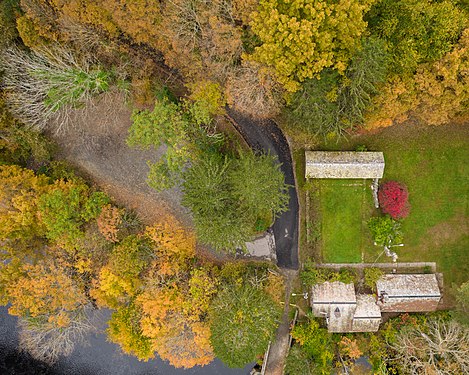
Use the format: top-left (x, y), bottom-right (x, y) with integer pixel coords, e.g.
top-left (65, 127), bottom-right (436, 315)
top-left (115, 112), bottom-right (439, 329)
top-left (314, 123), bottom-right (469, 296)
top-left (319, 179), bottom-right (373, 263)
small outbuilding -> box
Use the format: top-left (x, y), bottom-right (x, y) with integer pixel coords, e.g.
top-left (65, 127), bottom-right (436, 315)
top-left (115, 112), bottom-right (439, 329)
top-left (305, 151), bottom-right (385, 179)
top-left (376, 274), bottom-right (441, 312)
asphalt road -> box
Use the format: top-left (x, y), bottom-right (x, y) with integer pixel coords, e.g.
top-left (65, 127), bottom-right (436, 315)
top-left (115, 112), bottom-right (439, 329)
top-left (226, 108), bottom-right (299, 270)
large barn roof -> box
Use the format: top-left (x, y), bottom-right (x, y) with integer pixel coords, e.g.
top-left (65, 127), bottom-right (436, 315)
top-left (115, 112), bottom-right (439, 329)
top-left (305, 151), bottom-right (385, 179)
top-left (376, 274), bottom-right (441, 312)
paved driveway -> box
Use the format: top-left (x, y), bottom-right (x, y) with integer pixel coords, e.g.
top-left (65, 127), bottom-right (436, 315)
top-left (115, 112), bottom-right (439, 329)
top-left (226, 109), bottom-right (299, 270)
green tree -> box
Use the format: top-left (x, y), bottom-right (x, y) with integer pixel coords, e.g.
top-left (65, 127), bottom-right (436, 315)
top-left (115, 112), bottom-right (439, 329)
top-left (285, 344), bottom-right (316, 375)
top-left (38, 179), bottom-right (109, 245)
top-left (249, 0), bottom-right (376, 92)
top-left (107, 303), bottom-right (154, 361)
top-left (182, 154), bottom-right (252, 252)
top-left (285, 37), bottom-right (389, 137)
top-left (454, 280), bottom-right (469, 327)
top-left (0, 0), bottom-right (20, 49)
top-left (209, 283), bottom-right (281, 368)
top-left (291, 317), bottom-right (334, 375)
top-left (364, 267), bottom-right (384, 291)
top-left (366, 0), bottom-right (467, 74)
top-left (229, 150), bottom-right (289, 225)
top-left (127, 99), bottom-right (191, 191)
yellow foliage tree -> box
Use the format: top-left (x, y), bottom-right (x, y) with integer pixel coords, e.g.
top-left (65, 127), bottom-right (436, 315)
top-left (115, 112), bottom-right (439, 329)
top-left (249, 0), bottom-right (376, 92)
top-left (366, 28), bottom-right (469, 129)
top-left (0, 165), bottom-right (49, 241)
top-left (6, 261), bottom-right (88, 327)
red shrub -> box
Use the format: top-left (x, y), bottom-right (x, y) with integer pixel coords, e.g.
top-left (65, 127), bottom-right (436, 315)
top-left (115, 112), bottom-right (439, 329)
top-left (378, 181), bottom-right (410, 219)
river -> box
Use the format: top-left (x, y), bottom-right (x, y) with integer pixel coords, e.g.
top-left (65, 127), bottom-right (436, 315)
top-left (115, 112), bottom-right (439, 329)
top-left (0, 307), bottom-right (253, 375)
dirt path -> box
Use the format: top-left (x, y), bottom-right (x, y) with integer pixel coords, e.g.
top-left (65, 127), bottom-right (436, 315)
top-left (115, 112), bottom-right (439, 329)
top-left (50, 92), bottom-right (193, 227)
top-left (263, 269), bottom-right (298, 375)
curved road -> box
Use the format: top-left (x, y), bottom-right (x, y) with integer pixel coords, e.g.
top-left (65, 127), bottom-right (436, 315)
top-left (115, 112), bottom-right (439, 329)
top-left (226, 108), bottom-right (299, 270)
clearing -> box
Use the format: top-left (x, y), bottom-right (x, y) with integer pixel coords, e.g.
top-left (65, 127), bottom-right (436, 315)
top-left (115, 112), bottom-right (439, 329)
top-left (303, 121), bottom-right (469, 298)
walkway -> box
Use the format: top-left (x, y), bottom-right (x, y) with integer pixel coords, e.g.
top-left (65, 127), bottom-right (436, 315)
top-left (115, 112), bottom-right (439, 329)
top-left (263, 269), bottom-right (298, 375)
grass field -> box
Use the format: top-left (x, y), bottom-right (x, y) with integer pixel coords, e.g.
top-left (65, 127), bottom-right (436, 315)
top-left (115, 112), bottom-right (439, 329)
top-left (318, 179), bottom-right (373, 263)
top-left (307, 122), bottom-right (469, 298)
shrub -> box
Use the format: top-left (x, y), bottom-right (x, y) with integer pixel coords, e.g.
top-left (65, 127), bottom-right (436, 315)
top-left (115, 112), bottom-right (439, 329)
top-left (364, 268), bottom-right (384, 291)
top-left (367, 216), bottom-right (403, 247)
top-left (378, 181), bottom-right (410, 219)
top-left (301, 262), bottom-right (356, 285)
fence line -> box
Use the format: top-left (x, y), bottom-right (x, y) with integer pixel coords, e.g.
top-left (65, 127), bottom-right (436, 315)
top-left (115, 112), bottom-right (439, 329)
top-left (316, 262), bottom-right (437, 272)
top-left (260, 341), bottom-right (271, 375)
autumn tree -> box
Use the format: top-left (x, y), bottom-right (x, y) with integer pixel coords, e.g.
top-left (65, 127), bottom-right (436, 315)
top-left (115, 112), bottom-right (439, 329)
top-left (249, 0), bottom-right (376, 92)
top-left (18, 307), bottom-right (96, 364)
top-left (366, 0), bottom-right (466, 74)
top-left (209, 282), bottom-right (281, 367)
top-left (378, 181), bottom-right (410, 219)
top-left (156, 0), bottom-right (243, 82)
top-left (291, 317), bottom-right (334, 375)
top-left (0, 258), bottom-right (95, 363)
top-left (389, 318), bottom-right (469, 374)
top-left (0, 164), bottom-right (49, 243)
top-left (365, 16), bottom-right (469, 128)
top-left (225, 61), bottom-right (284, 119)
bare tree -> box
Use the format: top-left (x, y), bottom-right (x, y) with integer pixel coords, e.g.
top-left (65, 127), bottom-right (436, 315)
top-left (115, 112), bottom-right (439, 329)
top-left (225, 61), bottom-right (284, 119)
top-left (1, 44), bottom-right (111, 133)
top-left (18, 305), bottom-right (98, 364)
top-left (389, 318), bottom-right (469, 375)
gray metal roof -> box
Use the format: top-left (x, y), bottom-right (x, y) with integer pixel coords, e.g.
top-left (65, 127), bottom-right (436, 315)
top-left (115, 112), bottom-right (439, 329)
top-left (305, 151), bottom-right (385, 179)
top-left (311, 281), bottom-right (356, 304)
top-left (376, 274), bottom-right (441, 312)
top-left (351, 295), bottom-right (382, 332)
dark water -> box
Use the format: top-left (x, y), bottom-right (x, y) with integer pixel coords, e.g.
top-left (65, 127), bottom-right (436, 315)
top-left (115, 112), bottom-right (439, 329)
top-left (0, 307), bottom-right (252, 375)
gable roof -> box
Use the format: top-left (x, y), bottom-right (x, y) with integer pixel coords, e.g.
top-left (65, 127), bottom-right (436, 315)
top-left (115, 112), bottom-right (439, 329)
top-left (311, 281), bottom-right (356, 304)
top-left (376, 274), bottom-right (441, 312)
top-left (305, 151), bottom-right (385, 179)
top-left (351, 295), bottom-right (382, 333)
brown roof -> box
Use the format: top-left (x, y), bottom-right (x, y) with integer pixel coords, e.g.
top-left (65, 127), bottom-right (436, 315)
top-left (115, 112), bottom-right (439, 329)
top-left (305, 151), bottom-right (385, 179)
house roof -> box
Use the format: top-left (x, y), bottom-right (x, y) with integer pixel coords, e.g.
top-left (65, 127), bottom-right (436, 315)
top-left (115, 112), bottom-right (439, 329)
top-left (354, 295), bottom-right (382, 319)
top-left (305, 151), bottom-right (385, 179)
top-left (376, 274), bottom-right (441, 312)
top-left (351, 295), bottom-right (382, 332)
top-left (311, 281), bottom-right (356, 304)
